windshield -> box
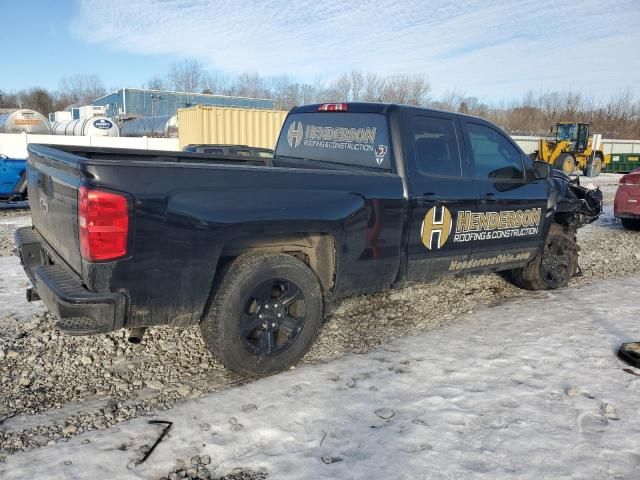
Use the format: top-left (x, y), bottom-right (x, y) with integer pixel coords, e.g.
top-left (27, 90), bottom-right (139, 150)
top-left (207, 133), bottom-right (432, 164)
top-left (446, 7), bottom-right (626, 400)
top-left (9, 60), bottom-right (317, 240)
top-left (556, 123), bottom-right (577, 142)
top-left (275, 112), bottom-right (391, 170)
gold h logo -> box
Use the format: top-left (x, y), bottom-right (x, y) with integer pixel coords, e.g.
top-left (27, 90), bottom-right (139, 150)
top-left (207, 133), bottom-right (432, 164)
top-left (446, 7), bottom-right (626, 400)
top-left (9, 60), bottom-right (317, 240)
top-left (421, 206), bottom-right (453, 250)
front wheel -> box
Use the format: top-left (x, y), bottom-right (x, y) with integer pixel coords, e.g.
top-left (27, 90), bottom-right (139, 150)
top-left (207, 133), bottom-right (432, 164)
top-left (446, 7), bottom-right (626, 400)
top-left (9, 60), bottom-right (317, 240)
top-left (554, 153), bottom-right (576, 176)
top-left (506, 224), bottom-right (578, 290)
top-left (201, 252), bottom-right (323, 376)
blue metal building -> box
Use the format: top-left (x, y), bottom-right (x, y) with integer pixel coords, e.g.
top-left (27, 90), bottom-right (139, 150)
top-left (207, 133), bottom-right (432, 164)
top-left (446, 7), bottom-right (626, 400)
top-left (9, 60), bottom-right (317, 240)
top-left (92, 88), bottom-right (274, 118)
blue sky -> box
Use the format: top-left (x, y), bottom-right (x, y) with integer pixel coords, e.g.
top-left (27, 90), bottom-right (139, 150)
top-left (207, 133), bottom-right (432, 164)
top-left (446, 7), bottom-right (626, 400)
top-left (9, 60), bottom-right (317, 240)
top-left (1, 0), bottom-right (639, 102)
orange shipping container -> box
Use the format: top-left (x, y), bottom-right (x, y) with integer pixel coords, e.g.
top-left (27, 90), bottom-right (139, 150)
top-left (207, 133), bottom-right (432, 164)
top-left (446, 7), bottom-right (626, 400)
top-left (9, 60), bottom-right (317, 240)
top-left (177, 105), bottom-right (288, 150)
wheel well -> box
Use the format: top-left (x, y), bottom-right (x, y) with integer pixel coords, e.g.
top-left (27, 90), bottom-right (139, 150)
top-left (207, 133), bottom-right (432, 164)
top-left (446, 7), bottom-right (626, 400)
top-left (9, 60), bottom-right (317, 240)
top-left (219, 233), bottom-right (336, 292)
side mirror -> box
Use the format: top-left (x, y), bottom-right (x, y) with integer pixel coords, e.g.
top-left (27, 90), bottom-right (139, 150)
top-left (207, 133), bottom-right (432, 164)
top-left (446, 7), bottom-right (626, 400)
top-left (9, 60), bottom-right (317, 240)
top-left (532, 161), bottom-right (552, 180)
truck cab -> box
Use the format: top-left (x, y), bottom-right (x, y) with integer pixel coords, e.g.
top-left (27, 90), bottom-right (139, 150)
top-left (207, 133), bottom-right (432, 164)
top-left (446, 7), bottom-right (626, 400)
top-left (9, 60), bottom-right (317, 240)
top-left (276, 103), bottom-right (554, 282)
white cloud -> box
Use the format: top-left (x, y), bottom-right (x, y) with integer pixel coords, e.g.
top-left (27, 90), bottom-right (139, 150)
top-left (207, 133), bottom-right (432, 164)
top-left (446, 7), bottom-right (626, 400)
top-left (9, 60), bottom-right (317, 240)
top-left (72, 0), bottom-right (640, 100)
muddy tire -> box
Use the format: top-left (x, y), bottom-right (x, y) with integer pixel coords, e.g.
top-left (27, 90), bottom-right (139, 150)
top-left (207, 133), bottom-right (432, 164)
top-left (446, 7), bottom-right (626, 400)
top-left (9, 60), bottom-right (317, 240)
top-left (553, 153), bottom-right (575, 175)
top-left (507, 224), bottom-right (578, 290)
top-left (621, 218), bottom-right (640, 230)
top-left (200, 252), bottom-right (323, 377)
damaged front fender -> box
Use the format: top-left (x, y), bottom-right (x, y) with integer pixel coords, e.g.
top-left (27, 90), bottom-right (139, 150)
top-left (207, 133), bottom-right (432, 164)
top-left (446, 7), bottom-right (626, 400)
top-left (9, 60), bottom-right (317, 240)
top-left (552, 171), bottom-right (603, 229)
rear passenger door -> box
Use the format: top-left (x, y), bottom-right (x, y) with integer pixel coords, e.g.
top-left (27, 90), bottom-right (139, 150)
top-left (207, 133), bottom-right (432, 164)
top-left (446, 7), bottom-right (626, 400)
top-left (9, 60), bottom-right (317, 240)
top-left (461, 121), bottom-right (550, 266)
top-left (405, 113), bottom-right (477, 281)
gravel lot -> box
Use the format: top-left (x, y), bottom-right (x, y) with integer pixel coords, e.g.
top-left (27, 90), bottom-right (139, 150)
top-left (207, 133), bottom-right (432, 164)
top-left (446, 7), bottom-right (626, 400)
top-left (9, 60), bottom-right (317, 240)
top-left (1, 174), bottom-right (638, 468)
top-left (0, 208), bottom-right (29, 257)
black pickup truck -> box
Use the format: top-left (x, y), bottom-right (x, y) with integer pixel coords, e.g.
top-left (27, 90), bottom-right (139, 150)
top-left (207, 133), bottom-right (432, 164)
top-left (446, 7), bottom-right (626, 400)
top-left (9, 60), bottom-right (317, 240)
top-left (15, 103), bottom-right (602, 375)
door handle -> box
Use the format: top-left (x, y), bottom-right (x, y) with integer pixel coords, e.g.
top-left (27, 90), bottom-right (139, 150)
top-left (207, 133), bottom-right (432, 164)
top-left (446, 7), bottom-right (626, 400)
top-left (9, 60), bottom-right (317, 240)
top-left (422, 192), bottom-right (439, 199)
top-left (483, 193), bottom-right (496, 201)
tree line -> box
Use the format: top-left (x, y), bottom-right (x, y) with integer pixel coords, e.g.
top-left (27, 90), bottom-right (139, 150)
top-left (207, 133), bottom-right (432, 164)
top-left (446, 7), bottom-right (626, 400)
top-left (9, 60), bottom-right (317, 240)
top-left (0, 74), bottom-right (106, 116)
top-left (2, 61), bottom-right (639, 138)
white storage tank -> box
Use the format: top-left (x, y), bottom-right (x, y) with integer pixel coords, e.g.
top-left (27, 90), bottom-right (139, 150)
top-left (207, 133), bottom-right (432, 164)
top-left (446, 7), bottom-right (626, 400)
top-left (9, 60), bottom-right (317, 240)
top-left (0, 109), bottom-right (51, 134)
top-left (52, 117), bottom-right (119, 137)
top-left (120, 115), bottom-right (178, 138)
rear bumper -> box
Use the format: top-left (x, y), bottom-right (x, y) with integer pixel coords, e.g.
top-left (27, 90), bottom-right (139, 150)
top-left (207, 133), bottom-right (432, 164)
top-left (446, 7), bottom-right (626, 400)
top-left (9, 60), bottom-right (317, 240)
top-left (15, 226), bottom-right (126, 335)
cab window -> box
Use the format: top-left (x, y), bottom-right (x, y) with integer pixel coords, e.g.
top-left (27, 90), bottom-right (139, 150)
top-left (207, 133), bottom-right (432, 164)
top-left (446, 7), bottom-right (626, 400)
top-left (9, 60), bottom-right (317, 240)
top-left (412, 116), bottom-right (462, 177)
top-left (465, 123), bottom-right (524, 181)
top-left (275, 112), bottom-right (391, 170)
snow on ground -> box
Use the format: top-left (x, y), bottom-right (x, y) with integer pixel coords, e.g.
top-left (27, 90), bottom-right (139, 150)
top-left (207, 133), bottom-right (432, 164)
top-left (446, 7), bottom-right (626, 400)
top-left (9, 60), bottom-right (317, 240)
top-left (3, 276), bottom-right (640, 480)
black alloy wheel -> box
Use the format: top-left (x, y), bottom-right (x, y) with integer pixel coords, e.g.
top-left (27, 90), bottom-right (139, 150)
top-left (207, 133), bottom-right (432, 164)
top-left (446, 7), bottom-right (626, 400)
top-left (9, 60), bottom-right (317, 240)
top-left (201, 252), bottom-right (323, 376)
top-left (239, 279), bottom-right (306, 357)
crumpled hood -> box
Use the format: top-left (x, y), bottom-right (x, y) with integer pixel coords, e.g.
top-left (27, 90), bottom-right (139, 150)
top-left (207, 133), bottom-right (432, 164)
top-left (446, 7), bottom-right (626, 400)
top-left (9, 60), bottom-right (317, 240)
top-left (552, 171), bottom-right (603, 228)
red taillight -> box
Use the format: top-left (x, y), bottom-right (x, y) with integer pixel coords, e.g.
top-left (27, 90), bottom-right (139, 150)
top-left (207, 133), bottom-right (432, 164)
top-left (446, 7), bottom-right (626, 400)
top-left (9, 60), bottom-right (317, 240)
top-left (318, 103), bottom-right (348, 112)
top-left (78, 186), bottom-right (129, 261)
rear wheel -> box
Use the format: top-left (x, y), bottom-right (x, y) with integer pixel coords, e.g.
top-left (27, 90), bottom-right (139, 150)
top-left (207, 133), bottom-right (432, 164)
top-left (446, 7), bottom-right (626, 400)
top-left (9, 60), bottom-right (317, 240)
top-left (621, 218), bottom-right (640, 230)
top-left (554, 153), bottom-right (576, 176)
top-left (507, 224), bottom-right (578, 290)
top-left (201, 252), bottom-right (323, 376)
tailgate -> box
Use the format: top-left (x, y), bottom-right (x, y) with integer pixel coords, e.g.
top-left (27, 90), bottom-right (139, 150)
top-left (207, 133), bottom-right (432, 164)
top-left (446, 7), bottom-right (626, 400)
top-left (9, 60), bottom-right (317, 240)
top-left (27, 144), bottom-right (83, 275)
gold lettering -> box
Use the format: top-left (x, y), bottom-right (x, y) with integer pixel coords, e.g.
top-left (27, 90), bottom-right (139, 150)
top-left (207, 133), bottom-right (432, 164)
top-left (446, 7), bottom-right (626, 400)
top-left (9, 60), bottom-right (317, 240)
top-left (515, 211), bottom-right (524, 227)
top-left (470, 213), bottom-right (480, 231)
top-left (532, 208), bottom-right (541, 225)
top-left (456, 211), bottom-right (470, 233)
top-left (478, 213), bottom-right (490, 231)
top-left (499, 212), bottom-right (508, 229)
top-left (488, 212), bottom-right (500, 229)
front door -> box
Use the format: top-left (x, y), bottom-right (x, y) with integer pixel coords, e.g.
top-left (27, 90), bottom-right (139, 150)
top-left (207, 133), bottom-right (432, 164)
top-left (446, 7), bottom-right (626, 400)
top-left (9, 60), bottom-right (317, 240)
top-left (461, 120), bottom-right (551, 270)
top-left (406, 113), bottom-right (477, 281)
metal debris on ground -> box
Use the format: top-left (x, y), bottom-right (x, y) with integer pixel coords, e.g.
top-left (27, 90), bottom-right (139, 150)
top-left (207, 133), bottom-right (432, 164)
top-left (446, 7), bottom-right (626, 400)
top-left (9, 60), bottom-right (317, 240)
top-left (136, 420), bottom-right (173, 465)
top-left (618, 342), bottom-right (640, 368)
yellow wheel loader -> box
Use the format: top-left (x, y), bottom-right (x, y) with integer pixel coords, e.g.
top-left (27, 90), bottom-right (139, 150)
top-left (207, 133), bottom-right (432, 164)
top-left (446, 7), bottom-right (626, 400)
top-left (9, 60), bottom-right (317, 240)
top-left (530, 122), bottom-right (606, 177)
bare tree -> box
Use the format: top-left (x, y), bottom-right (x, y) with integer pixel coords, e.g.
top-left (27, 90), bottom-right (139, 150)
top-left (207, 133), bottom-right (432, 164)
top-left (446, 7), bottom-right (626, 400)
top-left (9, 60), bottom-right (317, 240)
top-left (167, 60), bottom-right (206, 92)
top-left (405, 75), bottom-right (431, 106)
top-left (234, 72), bottom-right (269, 98)
top-left (362, 72), bottom-right (383, 102)
top-left (58, 74), bottom-right (106, 106)
top-left (330, 73), bottom-right (352, 101)
top-left (0, 90), bottom-right (19, 108)
top-left (299, 83), bottom-right (317, 105)
top-left (201, 73), bottom-right (233, 95)
top-left (145, 75), bottom-right (165, 91)
top-left (20, 88), bottom-right (54, 114)
top-left (439, 89), bottom-right (466, 112)
top-left (350, 71), bottom-right (365, 101)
